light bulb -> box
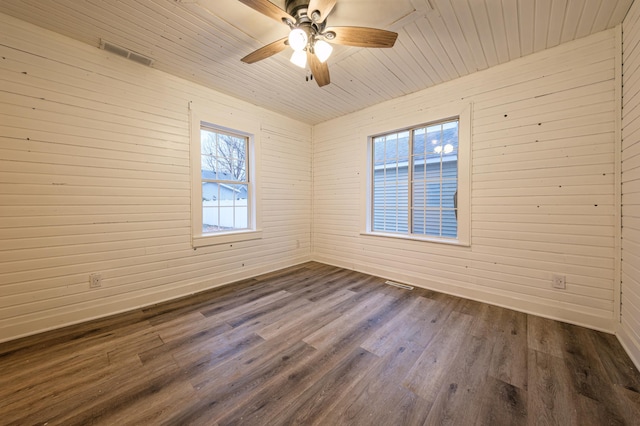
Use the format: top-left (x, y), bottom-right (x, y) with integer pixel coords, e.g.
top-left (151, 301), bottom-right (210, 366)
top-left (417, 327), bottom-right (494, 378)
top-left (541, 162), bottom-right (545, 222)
top-left (290, 50), bottom-right (307, 68)
top-left (444, 144), bottom-right (454, 154)
top-left (434, 146), bottom-right (442, 154)
top-left (314, 40), bottom-right (333, 63)
top-left (288, 28), bottom-right (308, 51)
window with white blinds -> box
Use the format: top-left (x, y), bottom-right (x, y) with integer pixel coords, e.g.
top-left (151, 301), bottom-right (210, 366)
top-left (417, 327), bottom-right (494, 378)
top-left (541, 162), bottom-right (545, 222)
top-left (368, 107), bottom-right (470, 246)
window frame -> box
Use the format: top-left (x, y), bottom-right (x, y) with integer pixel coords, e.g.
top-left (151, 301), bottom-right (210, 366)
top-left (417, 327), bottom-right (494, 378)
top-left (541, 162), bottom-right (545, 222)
top-left (189, 103), bottom-right (262, 248)
top-left (363, 102), bottom-right (471, 247)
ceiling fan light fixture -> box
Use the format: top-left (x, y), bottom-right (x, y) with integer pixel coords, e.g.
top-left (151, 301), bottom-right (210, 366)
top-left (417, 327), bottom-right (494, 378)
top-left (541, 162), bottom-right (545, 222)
top-left (290, 50), bottom-right (307, 68)
top-left (288, 28), bottom-right (308, 51)
top-left (314, 39), bottom-right (333, 63)
top-left (237, 0), bottom-right (399, 87)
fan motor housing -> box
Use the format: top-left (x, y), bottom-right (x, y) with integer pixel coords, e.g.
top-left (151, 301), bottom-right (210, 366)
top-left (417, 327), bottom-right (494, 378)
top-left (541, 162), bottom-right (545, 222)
top-left (285, 0), bottom-right (310, 20)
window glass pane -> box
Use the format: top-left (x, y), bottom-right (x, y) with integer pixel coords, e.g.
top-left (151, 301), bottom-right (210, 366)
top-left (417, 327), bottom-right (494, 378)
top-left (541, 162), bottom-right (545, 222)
top-left (202, 205), bottom-right (219, 233)
top-left (235, 206), bottom-right (248, 229)
top-left (413, 128), bottom-right (426, 155)
top-left (442, 209), bottom-right (458, 237)
top-left (218, 207), bottom-right (235, 230)
top-left (442, 121), bottom-right (459, 151)
top-left (200, 125), bottom-right (250, 235)
top-left (426, 125), bottom-right (442, 153)
top-left (396, 181), bottom-right (409, 233)
top-left (425, 209), bottom-right (441, 236)
top-left (426, 182), bottom-right (442, 207)
top-left (231, 184), bottom-right (249, 201)
top-left (202, 182), bottom-right (219, 202)
top-left (201, 129), bottom-right (217, 155)
top-left (442, 179), bottom-right (457, 209)
top-left (413, 155), bottom-right (425, 178)
top-left (201, 155), bottom-right (218, 180)
top-left (201, 130), bottom-right (218, 180)
top-left (218, 158), bottom-right (234, 180)
top-left (385, 164), bottom-right (399, 179)
top-left (375, 144), bottom-right (386, 229)
top-left (386, 136), bottom-right (398, 160)
top-left (219, 142), bottom-right (246, 182)
top-left (397, 131), bottom-right (410, 161)
top-left (412, 209), bottom-right (426, 234)
top-left (425, 160), bottom-right (441, 180)
top-left (413, 181), bottom-right (426, 207)
top-left (209, 184), bottom-right (248, 231)
top-left (442, 161), bottom-right (457, 179)
top-left (373, 137), bottom-right (386, 166)
top-left (372, 133), bottom-right (409, 233)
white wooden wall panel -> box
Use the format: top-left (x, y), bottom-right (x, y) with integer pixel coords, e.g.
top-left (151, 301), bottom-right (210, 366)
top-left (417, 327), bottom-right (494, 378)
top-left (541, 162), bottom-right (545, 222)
top-left (313, 29), bottom-right (619, 332)
top-left (0, 13), bottom-right (312, 342)
top-left (621, 0), bottom-right (640, 370)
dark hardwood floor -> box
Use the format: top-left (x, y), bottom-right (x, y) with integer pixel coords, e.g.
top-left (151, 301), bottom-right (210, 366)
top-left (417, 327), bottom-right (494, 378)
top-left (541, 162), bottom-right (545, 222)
top-left (1, 262), bottom-right (639, 425)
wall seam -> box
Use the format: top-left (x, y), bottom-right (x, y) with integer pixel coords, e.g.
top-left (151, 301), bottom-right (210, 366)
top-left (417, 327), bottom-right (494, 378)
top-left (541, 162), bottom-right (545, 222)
top-left (615, 23), bottom-right (624, 324)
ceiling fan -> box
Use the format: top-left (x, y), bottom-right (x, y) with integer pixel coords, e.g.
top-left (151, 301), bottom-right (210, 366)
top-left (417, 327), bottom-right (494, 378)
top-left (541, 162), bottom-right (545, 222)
top-left (238, 0), bottom-right (398, 87)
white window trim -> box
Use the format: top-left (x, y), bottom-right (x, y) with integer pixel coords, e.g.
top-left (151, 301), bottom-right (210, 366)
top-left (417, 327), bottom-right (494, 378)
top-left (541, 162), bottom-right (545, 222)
top-left (362, 102), bottom-right (471, 247)
top-left (189, 102), bottom-right (262, 248)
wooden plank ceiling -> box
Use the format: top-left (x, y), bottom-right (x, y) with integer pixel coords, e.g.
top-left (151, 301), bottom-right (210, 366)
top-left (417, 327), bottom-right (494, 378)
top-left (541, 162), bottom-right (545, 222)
top-left (0, 0), bottom-right (633, 124)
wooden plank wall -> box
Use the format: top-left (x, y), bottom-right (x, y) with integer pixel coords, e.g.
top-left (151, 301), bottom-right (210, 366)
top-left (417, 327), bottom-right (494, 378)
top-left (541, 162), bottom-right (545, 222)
top-left (621, 1), bottom-right (640, 369)
top-left (0, 13), bottom-right (312, 342)
top-left (313, 29), bottom-right (619, 332)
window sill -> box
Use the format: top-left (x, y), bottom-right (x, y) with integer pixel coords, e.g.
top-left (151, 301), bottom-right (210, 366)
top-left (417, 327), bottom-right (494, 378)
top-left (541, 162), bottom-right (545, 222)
top-left (193, 229), bottom-right (263, 248)
top-left (361, 231), bottom-right (470, 247)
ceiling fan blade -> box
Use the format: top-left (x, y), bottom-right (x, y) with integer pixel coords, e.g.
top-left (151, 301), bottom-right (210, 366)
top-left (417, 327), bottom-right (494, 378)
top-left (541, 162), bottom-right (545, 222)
top-left (324, 26), bottom-right (398, 48)
top-left (307, 0), bottom-right (336, 24)
top-left (241, 37), bottom-right (288, 63)
top-left (307, 51), bottom-right (330, 87)
top-left (237, 0), bottom-right (295, 25)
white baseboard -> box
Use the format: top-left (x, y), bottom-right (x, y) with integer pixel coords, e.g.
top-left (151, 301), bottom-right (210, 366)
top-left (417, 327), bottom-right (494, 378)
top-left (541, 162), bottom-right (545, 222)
top-left (0, 255), bottom-right (312, 344)
top-left (617, 322), bottom-right (640, 371)
top-left (313, 254), bottom-right (616, 334)
top-left (2, 255), bottom-right (620, 347)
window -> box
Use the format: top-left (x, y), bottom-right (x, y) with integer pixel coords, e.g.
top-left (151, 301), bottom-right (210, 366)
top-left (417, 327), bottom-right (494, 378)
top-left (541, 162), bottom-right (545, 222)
top-left (190, 104), bottom-right (261, 247)
top-left (200, 126), bottom-right (250, 233)
top-left (367, 104), bottom-right (470, 246)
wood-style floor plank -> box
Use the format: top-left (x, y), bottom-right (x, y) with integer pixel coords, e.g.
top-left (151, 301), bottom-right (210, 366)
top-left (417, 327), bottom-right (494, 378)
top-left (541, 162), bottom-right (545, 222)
top-left (614, 384), bottom-right (640, 423)
top-left (263, 347), bottom-right (380, 425)
top-left (527, 348), bottom-right (578, 425)
top-left (0, 262), bottom-right (639, 425)
top-left (527, 314), bottom-right (566, 358)
top-left (402, 310), bottom-right (475, 401)
top-left (474, 377), bottom-right (528, 426)
top-left (321, 344), bottom-right (433, 426)
top-left (488, 308), bottom-right (528, 390)
top-left (423, 333), bottom-right (496, 425)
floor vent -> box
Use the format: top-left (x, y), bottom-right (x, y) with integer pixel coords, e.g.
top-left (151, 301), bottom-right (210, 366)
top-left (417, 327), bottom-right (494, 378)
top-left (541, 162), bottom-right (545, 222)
top-left (99, 40), bottom-right (154, 67)
top-left (385, 280), bottom-right (414, 290)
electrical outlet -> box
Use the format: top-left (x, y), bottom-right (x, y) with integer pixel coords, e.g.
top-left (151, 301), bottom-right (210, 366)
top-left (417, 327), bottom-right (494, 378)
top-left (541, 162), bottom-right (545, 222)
top-left (89, 273), bottom-right (102, 288)
top-left (552, 274), bottom-right (566, 289)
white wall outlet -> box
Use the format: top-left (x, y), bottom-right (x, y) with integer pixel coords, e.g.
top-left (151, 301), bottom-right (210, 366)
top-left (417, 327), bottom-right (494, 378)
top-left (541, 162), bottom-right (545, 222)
top-left (89, 273), bottom-right (102, 288)
top-left (552, 274), bottom-right (566, 289)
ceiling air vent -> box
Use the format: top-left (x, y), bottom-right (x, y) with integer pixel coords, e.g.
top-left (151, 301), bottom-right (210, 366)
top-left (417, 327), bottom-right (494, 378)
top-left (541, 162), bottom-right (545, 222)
top-left (99, 40), bottom-right (154, 67)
